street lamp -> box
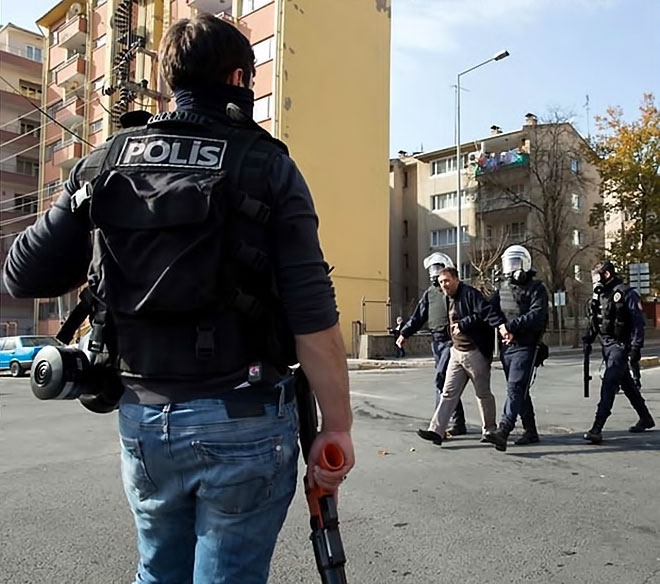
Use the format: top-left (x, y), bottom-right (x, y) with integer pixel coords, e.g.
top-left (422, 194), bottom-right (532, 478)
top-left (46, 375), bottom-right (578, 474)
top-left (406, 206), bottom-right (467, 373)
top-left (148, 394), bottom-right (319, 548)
top-left (455, 49), bottom-right (510, 276)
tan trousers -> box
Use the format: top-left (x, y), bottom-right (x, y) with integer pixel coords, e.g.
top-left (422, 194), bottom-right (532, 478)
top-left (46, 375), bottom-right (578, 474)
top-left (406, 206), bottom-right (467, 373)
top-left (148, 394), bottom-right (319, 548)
top-left (428, 347), bottom-right (497, 435)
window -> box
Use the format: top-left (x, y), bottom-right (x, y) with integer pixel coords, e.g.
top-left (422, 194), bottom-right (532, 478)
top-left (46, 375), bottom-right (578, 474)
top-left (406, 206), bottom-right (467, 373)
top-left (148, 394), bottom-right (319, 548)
top-left (430, 157), bottom-right (456, 176)
top-left (253, 94), bottom-right (272, 123)
top-left (573, 229), bottom-right (584, 247)
top-left (430, 226), bottom-right (468, 247)
top-left (94, 35), bottom-right (107, 49)
top-left (403, 170), bottom-right (408, 188)
top-left (570, 158), bottom-right (580, 174)
top-left (14, 193), bottom-right (37, 214)
top-left (92, 0), bottom-right (108, 6)
top-left (431, 190), bottom-right (468, 211)
top-left (2, 338), bottom-right (16, 351)
top-left (240, 0), bottom-right (271, 16)
top-left (574, 265), bottom-right (582, 281)
top-left (19, 80), bottom-right (42, 99)
top-left (38, 299), bottom-right (59, 320)
top-left (90, 119), bottom-right (103, 134)
top-left (50, 30), bottom-right (59, 45)
top-left (45, 141), bottom-right (60, 162)
top-left (26, 45), bottom-right (42, 62)
top-left (571, 193), bottom-right (582, 211)
top-left (461, 263), bottom-right (472, 280)
top-left (15, 157), bottom-right (39, 177)
top-left (509, 222), bottom-right (526, 240)
top-left (92, 77), bottom-right (105, 92)
top-left (19, 120), bottom-right (40, 137)
top-left (253, 36), bottom-right (274, 66)
top-left (45, 181), bottom-right (62, 197)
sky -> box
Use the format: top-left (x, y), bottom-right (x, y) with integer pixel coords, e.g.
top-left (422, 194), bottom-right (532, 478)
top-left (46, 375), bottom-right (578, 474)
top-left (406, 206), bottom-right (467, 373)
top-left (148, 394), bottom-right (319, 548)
top-left (1, 0), bottom-right (658, 156)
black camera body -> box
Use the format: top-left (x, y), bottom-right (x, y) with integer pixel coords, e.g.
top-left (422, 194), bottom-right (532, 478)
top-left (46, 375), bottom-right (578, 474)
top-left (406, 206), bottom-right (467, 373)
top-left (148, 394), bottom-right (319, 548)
top-left (30, 341), bottom-right (124, 414)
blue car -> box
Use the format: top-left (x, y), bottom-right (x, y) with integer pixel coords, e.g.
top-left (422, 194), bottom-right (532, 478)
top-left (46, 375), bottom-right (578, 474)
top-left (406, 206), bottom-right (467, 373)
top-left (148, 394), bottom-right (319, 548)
top-left (0, 335), bottom-right (62, 377)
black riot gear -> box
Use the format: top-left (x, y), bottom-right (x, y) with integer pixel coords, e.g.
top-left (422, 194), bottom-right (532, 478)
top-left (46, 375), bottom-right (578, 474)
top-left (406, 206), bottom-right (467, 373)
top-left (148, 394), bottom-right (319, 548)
top-left (31, 110), bottom-right (297, 411)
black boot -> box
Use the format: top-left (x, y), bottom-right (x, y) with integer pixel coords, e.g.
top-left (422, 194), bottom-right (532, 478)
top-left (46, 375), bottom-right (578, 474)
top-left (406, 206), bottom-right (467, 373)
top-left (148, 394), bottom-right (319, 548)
top-left (514, 430), bottom-right (540, 445)
top-left (417, 429), bottom-right (443, 445)
top-left (629, 415), bottom-right (655, 433)
top-left (583, 420), bottom-right (604, 444)
top-left (484, 424), bottom-right (510, 452)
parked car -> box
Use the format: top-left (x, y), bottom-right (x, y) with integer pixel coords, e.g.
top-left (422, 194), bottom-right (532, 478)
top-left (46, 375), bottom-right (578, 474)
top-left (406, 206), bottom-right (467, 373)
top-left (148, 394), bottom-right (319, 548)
top-left (0, 335), bottom-right (62, 377)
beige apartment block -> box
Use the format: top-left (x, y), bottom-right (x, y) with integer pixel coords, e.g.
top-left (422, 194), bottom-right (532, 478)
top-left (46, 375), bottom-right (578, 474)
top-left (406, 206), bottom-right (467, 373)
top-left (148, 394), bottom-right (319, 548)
top-left (32, 0), bottom-right (391, 351)
top-left (0, 23), bottom-right (45, 334)
top-left (390, 114), bottom-right (604, 321)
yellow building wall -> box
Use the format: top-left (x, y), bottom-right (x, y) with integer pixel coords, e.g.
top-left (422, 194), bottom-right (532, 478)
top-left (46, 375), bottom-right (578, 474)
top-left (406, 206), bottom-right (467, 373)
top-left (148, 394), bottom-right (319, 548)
top-left (275, 0), bottom-right (392, 349)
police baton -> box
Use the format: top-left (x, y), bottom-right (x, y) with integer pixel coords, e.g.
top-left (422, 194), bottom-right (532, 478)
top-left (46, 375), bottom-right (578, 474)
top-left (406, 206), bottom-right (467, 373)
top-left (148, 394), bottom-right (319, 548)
top-left (294, 368), bottom-right (348, 584)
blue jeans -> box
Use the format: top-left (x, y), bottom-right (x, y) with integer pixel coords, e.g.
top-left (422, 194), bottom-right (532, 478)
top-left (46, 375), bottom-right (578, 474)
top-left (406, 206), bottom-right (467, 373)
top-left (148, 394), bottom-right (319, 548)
top-left (500, 344), bottom-right (537, 432)
top-left (118, 390), bottom-right (299, 584)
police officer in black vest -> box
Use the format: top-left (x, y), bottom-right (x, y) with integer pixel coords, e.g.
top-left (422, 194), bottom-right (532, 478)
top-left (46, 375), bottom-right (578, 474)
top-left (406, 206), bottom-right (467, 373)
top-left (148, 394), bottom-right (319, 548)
top-left (397, 252), bottom-right (466, 435)
top-left (583, 261), bottom-right (655, 443)
top-left (484, 245), bottom-right (548, 452)
top-left (3, 14), bottom-right (354, 584)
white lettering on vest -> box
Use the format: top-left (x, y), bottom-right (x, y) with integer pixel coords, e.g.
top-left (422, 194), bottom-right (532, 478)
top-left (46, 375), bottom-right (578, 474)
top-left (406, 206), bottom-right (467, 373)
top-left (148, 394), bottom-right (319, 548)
top-left (117, 134), bottom-right (227, 170)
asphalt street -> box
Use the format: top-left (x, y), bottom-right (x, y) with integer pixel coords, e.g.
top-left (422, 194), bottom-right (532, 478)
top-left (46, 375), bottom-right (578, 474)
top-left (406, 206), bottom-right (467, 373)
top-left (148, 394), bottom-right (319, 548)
top-left (0, 353), bottom-right (659, 584)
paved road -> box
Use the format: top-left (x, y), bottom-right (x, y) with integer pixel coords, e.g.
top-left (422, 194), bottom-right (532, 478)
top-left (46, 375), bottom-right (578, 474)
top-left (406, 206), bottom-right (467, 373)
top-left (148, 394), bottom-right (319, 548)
top-left (1, 355), bottom-right (659, 584)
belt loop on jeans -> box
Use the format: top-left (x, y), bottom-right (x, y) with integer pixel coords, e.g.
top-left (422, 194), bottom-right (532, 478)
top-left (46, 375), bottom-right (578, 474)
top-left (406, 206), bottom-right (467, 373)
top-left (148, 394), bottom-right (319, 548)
top-left (275, 375), bottom-right (294, 417)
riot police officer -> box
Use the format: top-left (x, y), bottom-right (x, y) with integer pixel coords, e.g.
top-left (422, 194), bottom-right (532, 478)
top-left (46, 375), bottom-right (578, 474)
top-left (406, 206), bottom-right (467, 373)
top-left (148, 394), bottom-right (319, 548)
top-left (397, 252), bottom-right (467, 435)
top-left (484, 245), bottom-right (548, 452)
top-left (583, 261), bottom-right (655, 443)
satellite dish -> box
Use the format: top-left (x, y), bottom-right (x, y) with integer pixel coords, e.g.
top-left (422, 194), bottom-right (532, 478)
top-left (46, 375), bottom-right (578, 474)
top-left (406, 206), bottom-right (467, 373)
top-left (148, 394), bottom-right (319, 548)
top-left (68, 2), bottom-right (82, 17)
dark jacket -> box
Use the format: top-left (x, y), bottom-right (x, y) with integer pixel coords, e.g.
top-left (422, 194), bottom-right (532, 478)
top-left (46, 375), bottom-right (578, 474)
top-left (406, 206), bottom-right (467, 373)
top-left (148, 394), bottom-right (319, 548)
top-left (452, 282), bottom-right (506, 360)
top-left (399, 286), bottom-right (451, 342)
top-left (3, 97), bottom-right (338, 402)
top-left (491, 279), bottom-right (548, 347)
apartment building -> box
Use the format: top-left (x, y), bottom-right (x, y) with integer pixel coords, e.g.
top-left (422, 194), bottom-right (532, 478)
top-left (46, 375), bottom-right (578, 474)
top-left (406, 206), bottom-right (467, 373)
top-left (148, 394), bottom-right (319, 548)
top-left (33, 0), bottom-right (391, 347)
top-left (390, 114), bottom-right (603, 320)
top-left (0, 23), bottom-right (45, 335)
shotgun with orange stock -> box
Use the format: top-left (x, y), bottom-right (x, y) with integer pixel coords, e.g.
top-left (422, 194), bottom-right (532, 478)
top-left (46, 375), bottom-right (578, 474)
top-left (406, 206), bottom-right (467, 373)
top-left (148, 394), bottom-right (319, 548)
top-left (294, 368), bottom-right (348, 584)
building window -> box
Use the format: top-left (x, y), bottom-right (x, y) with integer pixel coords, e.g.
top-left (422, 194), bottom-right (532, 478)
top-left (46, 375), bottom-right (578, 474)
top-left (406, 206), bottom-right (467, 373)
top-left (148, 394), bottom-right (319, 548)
top-left (19, 80), bottom-right (42, 99)
top-left (461, 263), bottom-right (472, 280)
top-left (241, 0), bottom-right (271, 16)
top-left (15, 157), bottom-right (39, 177)
top-left (573, 229), bottom-right (584, 247)
top-left (574, 265), bottom-right (582, 281)
top-left (509, 222), bottom-right (526, 241)
top-left (431, 190), bottom-right (468, 210)
top-left (38, 299), bottom-right (59, 320)
top-left (570, 158), bottom-right (580, 174)
top-left (571, 193), bottom-right (582, 211)
top-left (14, 193), bottom-right (38, 214)
top-left (26, 45), bottom-right (43, 62)
top-left (253, 94), bottom-right (272, 123)
top-left (430, 157), bottom-right (456, 176)
top-left (430, 226), bottom-right (468, 247)
top-left (45, 181), bottom-right (62, 197)
top-left (92, 77), bottom-right (104, 92)
top-left (94, 35), bottom-right (107, 49)
top-left (50, 30), bottom-right (59, 45)
top-left (19, 120), bottom-right (40, 137)
top-left (403, 170), bottom-right (408, 188)
top-left (90, 119), bottom-right (103, 134)
top-left (92, 0), bottom-right (108, 6)
top-left (253, 36), bottom-right (274, 66)
top-left (45, 141), bottom-right (60, 162)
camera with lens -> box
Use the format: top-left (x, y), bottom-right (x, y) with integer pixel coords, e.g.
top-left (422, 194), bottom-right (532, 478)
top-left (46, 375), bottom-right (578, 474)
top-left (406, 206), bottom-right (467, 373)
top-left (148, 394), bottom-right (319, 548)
top-left (30, 333), bottom-right (124, 414)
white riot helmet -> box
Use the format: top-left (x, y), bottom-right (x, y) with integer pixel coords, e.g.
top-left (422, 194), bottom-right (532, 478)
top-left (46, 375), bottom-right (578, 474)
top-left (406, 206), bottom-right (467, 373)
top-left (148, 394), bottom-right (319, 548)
top-left (501, 245), bottom-right (532, 284)
top-left (423, 252), bottom-right (454, 286)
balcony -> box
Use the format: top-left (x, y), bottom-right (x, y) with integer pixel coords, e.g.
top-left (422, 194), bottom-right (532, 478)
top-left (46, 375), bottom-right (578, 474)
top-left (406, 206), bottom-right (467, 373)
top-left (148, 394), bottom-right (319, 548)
top-left (187, 0), bottom-right (233, 15)
top-left (55, 96), bottom-right (85, 129)
top-left (58, 15), bottom-right (88, 51)
top-left (55, 54), bottom-right (86, 91)
top-left (0, 163), bottom-right (39, 188)
top-left (474, 149), bottom-right (530, 178)
top-left (53, 140), bottom-right (83, 169)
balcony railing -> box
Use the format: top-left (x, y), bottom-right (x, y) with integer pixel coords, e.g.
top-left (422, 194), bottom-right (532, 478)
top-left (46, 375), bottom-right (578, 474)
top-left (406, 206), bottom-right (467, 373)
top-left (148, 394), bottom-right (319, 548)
top-left (58, 15), bottom-right (87, 51)
top-left (55, 54), bottom-right (86, 90)
top-left (52, 140), bottom-right (83, 169)
top-left (474, 149), bottom-right (530, 177)
top-left (54, 96), bottom-right (85, 129)
top-left (0, 44), bottom-right (44, 62)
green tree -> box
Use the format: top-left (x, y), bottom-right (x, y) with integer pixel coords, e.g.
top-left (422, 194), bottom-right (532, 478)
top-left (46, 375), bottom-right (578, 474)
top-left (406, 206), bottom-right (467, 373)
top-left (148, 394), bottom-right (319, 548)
top-left (589, 93), bottom-right (660, 285)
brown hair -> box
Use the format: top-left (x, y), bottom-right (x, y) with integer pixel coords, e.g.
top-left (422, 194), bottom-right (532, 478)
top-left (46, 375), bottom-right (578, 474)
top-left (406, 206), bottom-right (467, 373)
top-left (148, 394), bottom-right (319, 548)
top-left (439, 267), bottom-right (459, 279)
top-left (159, 14), bottom-right (255, 91)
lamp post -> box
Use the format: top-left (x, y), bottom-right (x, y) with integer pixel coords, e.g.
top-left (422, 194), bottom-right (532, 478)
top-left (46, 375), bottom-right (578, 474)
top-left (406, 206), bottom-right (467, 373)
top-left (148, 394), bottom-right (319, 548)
top-left (455, 49), bottom-right (510, 276)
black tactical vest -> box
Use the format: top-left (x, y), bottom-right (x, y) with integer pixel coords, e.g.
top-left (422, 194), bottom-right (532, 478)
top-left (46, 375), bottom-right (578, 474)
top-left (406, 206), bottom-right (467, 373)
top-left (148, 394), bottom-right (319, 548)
top-left (598, 283), bottom-right (629, 341)
top-left (427, 286), bottom-right (449, 334)
top-left (70, 111), bottom-right (296, 380)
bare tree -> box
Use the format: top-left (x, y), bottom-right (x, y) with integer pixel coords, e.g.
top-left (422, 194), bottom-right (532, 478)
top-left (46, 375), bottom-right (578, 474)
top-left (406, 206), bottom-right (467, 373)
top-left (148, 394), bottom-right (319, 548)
top-left (469, 217), bottom-right (511, 297)
top-left (472, 109), bottom-right (598, 329)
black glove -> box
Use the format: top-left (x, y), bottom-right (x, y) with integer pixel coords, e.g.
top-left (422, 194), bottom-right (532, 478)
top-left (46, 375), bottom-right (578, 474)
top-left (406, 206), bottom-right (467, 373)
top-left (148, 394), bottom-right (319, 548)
top-left (629, 346), bottom-right (641, 364)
